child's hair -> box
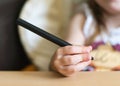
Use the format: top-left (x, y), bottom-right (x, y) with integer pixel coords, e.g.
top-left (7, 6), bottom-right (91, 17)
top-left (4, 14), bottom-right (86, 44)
top-left (72, 0), bottom-right (107, 45)
top-left (85, 0), bottom-right (107, 45)
top-left (87, 0), bottom-right (105, 28)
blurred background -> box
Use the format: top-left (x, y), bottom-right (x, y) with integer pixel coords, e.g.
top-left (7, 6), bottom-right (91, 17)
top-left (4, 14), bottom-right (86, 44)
top-left (0, 0), bottom-right (31, 70)
top-left (0, 0), bottom-right (83, 71)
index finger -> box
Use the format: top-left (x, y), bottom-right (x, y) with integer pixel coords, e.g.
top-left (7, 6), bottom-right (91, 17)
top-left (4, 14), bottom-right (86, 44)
top-left (60, 45), bottom-right (92, 55)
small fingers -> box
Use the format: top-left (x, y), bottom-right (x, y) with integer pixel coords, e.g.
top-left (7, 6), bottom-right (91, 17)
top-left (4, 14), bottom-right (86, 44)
top-left (52, 45), bottom-right (92, 76)
top-left (75, 60), bottom-right (92, 71)
top-left (54, 60), bottom-right (91, 76)
top-left (57, 45), bottom-right (92, 55)
top-left (60, 54), bottom-right (91, 66)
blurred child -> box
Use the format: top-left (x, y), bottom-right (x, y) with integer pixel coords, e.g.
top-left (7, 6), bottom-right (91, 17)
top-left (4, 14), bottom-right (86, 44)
top-left (50, 0), bottom-right (120, 76)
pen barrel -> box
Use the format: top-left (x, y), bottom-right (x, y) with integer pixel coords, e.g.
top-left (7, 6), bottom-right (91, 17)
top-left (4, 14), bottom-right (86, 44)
top-left (17, 19), bottom-right (94, 60)
top-left (17, 18), bottom-right (71, 47)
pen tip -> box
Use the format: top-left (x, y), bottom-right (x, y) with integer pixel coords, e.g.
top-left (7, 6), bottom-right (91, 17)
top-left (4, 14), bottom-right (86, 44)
top-left (91, 57), bottom-right (94, 60)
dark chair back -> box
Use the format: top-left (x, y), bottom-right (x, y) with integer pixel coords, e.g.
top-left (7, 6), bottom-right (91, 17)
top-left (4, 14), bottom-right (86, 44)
top-left (0, 0), bottom-right (31, 70)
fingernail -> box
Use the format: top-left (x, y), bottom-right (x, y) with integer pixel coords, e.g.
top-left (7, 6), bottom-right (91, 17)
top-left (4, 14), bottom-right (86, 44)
top-left (87, 46), bottom-right (92, 52)
top-left (88, 46), bottom-right (92, 50)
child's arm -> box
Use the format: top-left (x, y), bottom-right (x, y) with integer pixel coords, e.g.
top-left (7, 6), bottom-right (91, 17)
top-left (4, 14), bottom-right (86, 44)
top-left (65, 13), bottom-right (86, 45)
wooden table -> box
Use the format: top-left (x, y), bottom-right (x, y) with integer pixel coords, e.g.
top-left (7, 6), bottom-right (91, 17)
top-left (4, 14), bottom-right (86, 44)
top-left (0, 71), bottom-right (120, 86)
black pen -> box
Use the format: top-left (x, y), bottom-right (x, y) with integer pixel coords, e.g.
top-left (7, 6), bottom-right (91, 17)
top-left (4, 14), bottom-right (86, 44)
top-left (17, 18), bottom-right (94, 60)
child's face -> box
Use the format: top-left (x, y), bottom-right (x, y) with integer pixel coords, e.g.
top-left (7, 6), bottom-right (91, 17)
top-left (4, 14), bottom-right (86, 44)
top-left (95, 0), bottom-right (120, 14)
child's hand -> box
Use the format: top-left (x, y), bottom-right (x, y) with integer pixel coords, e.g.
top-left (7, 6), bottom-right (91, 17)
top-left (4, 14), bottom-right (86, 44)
top-left (50, 45), bottom-right (92, 76)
